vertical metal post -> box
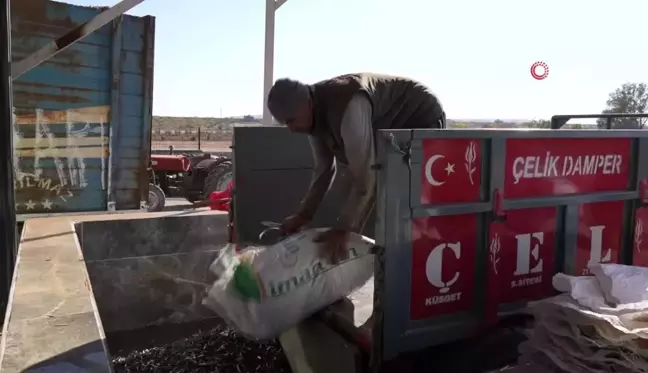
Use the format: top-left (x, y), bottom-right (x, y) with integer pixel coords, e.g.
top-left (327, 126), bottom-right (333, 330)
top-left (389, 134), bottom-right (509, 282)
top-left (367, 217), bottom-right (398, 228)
top-left (261, 0), bottom-right (290, 126)
top-left (0, 0), bottom-right (17, 315)
top-left (197, 126), bottom-right (201, 150)
top-left (106, 16), bottom-right (123, 212)
top-left (261, 0), bottom-right (276, 125)
top-left (139, 15), bottom-right (155, 211)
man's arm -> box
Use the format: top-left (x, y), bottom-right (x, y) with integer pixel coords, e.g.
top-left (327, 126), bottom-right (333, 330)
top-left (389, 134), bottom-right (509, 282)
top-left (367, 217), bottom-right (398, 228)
top-left (337, 93), bottom-right (376, 232)
top-left (296, 135), bottom-right (336, 220)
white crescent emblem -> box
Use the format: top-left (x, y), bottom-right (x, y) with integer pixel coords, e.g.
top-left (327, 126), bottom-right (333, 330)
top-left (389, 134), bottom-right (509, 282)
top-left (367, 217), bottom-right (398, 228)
top-left (425, 154), bottom-right (445, 186)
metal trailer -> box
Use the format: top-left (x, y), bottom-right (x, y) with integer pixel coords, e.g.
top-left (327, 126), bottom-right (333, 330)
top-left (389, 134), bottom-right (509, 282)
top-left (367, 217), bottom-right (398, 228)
top-left (231, 125), bottom-right (376, 245)
top-left (231, 123), bottom-right (648, 371)
top-left (0, 0), bottom-right (153, 313)
top-left (11, 0), bottom-right (155, 218)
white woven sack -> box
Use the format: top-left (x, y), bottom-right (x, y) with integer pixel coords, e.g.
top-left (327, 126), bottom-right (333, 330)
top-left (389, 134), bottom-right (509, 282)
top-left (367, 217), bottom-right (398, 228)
top-left (202, 228), bottom-right (375, 339)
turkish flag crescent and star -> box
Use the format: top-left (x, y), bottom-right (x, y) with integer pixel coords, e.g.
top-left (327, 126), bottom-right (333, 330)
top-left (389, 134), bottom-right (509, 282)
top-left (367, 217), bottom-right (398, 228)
top-left (420, 139), bottom-right (482, 204)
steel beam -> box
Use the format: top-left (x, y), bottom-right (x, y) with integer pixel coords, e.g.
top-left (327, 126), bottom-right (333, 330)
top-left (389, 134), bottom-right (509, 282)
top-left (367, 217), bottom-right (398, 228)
top-left (262, 0), bottom-right (290, 125)
top-left (551, 113), bottom-right (648, 129)
top-left (276, 0), bottom-right (288, 9)
top-left (0, 0), bottom-right (17, 316)
top-left (11, 0), bottom-right (145, 80)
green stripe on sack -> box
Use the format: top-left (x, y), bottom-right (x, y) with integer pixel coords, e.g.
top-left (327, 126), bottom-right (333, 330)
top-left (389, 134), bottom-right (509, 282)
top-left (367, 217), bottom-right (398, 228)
top-left (233, 262), bottom-right (262, 301)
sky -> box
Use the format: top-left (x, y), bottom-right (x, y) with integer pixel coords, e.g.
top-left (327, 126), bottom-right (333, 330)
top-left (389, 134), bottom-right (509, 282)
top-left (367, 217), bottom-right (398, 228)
top-left (64, 0), bottom-right (648, 121)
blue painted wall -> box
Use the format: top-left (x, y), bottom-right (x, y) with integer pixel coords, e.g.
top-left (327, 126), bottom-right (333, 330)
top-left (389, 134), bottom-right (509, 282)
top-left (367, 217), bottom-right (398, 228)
top-left (11, 0), bottom-right (154, 214)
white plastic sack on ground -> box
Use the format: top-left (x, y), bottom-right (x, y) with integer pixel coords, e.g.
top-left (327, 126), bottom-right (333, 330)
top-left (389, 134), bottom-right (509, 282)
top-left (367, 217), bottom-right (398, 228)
top-left (520, 263), bottom-right (648, 372)
top-left (202, 228), bottom-right (375, 340)
top-left (589, 263), bottom-right (648, 306)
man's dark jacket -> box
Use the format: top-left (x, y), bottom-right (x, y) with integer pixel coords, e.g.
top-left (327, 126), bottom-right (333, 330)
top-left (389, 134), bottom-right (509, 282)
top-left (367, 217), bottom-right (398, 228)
top-left (295, 73), bottom-right (445, 228)
top-left (309, 73), bottom-right (446, 163)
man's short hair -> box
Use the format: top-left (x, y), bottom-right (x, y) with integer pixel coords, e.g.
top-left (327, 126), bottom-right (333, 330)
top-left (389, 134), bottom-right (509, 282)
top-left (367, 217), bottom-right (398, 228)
top-left (267, 78), bottom-right (310, 123)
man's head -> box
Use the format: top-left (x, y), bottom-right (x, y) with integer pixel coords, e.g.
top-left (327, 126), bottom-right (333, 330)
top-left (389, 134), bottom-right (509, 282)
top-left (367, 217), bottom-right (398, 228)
top-left (267, 78), bottom-right (313, 133)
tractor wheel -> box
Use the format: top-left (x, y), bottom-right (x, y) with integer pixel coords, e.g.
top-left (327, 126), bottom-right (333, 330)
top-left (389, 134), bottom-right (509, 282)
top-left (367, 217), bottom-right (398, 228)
top-left (204, 161), bottom-right (233, 196)
top-left (147, 183), bottom-right (166, 212)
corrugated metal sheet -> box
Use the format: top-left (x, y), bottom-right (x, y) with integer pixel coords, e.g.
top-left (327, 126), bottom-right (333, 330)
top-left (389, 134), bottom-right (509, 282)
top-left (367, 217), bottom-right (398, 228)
top-left (10, 0), bottom-right (154, 214)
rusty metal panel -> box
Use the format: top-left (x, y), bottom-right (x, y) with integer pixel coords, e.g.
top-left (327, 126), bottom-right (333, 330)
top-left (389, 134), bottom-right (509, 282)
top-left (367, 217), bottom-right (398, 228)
top-left (10, 0), bottom-right (154, 215)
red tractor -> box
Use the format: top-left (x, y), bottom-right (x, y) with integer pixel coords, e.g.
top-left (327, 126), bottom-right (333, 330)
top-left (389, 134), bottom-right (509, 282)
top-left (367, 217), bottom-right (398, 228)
top-left (147, 152), bottom-right (233, 212)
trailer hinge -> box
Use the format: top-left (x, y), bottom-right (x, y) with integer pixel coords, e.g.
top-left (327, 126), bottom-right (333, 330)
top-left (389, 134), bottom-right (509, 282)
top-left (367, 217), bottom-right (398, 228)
top-left (640, 179), bottom-right (648, 206)
top-left (388, 133), bottom-right (412, 170)
top-left (492, 188), bottom-right (506, 222)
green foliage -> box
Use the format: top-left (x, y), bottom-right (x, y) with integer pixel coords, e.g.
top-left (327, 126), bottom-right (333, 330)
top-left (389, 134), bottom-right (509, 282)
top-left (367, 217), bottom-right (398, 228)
top-left (519, 120), bottom-right (551, 128)
top-left (597, 83), bottom-right (648, 129)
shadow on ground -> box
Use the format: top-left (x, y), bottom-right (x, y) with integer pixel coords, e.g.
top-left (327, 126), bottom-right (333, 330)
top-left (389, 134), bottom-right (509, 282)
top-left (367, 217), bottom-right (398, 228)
top-left (21, 340), bottom-right (111, 372)
top-left (406, 314), bottom-right (534, 373)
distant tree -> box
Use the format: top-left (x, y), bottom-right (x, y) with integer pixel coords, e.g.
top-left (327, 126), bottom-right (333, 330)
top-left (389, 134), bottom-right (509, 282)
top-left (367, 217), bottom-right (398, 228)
top-left (487, 119), bottom-right (518, 128)
top-left (521, 120), bottom-right (551, 128)
top-left (451, 122), bottom-right (469, 128)
top-left (597, 83), bottom-right (648, 129)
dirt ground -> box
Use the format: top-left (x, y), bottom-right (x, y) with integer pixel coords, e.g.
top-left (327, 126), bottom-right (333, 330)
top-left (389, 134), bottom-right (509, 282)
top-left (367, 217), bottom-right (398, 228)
top-left (152, 140), bottom-right (232, 152)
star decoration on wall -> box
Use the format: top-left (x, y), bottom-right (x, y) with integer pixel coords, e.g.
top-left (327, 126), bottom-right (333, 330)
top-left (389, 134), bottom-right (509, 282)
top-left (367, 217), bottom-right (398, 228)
top-left (16, 199), bottom-right (55, 211)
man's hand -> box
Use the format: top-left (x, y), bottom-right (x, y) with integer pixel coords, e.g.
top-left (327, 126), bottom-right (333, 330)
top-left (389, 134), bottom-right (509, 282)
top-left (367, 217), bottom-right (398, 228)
top-left (314, 228), bottom-right (349, 265)
top-left (280, 214), bottom-right (310, 235)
